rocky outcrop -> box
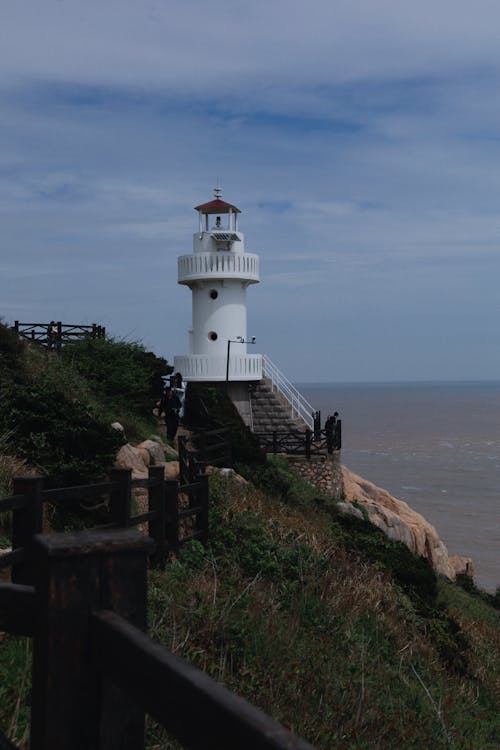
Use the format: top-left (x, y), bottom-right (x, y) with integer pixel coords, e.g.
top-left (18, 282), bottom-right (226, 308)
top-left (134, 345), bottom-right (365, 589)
top-left (137, 439), bottom-right (167, 465)
top-left (163, 461), bottom-right (180, 480)
top-left (340, 466), bottom-right (468, 581)
top-left (449, 555), bottom-right (475, 579)
top-left (115, 444), bottom-right (149, 478)
top-left (115, 439), bottom-right (179, 481)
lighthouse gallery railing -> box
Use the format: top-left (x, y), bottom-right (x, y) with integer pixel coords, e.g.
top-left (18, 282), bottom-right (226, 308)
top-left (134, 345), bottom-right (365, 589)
top-left (178, 252), bottom-right (259, 283)
top-left (262, 355), bottom-right (315, 430)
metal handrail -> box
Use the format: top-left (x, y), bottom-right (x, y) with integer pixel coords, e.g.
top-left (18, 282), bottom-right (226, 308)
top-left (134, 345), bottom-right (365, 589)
top-left (262, 355), bottom-right (315, 430)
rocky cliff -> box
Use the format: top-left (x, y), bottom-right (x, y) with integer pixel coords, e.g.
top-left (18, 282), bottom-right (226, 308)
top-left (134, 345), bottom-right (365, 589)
top-left (338, 466), bottom-right (473, 581)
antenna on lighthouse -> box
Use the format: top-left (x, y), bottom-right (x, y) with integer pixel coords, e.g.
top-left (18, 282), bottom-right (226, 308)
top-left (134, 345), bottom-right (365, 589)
top-left (214, 180), bottom-right (222, 200)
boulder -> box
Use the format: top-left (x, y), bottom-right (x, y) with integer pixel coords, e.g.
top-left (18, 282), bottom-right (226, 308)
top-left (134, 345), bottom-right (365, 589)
top-left (115, 444), bottom-right (148, 479)
top-left (138, 439), bottom-right (166, 465)
top-left (449, 555), bottom-right (475, 579)
top-left (342, 466), bottom-right (456, 580)
top-left (163, 461), bottom-right (180, 480)
top-left (137, 447), bottom-right (150, 467)
top-left (149, 434), bottom-right (178, 458)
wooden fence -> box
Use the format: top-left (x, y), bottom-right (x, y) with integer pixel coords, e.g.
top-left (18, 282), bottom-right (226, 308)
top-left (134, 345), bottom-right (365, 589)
top-left (178, 427), bottom-right (232, 484)
top-left (0, 465), bottom-right (315, 750)
top-left (11, 321), bottom-right (105, 351)
top-left (255, 422), bottom-right (342, 458)
top-left (0, 466), bottom-right (208, 584)
top-left (0, 527), bottom-right (315, 750)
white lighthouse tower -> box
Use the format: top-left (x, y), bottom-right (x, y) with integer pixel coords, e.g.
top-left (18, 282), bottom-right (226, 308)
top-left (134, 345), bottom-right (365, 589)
top-left (174, 188), bottom-right (262, 382)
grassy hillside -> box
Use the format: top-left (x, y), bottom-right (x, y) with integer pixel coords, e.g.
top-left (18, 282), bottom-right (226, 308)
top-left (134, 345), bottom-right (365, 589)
top-left (1, 328), bottom-right (498, 748)
top-left (147, 462), bottom-right (499, 749)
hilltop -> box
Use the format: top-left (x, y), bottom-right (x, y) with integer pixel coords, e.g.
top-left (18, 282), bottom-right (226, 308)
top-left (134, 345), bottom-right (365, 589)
top-left (0, 323), bottom-right (170, 492)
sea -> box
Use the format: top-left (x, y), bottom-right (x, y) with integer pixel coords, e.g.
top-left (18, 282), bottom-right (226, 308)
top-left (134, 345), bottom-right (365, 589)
top-left (299, 381), bottom-right (500, 594)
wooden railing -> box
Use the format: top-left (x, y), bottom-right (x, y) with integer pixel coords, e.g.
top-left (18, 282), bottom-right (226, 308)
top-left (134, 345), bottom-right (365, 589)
top-left (0, 528), bottom-right (315, 750)
top-left (11, 321), bottom-right (105, 351)
top-left (0, 466), bottom-right (208, 584)
top-left (178, 426), bottom-right (232, 484)
top-left (254, 423), bottom-right (342, 458)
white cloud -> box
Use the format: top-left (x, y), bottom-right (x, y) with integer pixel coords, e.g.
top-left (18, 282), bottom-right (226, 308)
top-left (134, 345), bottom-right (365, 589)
top-left (1, 1), bottom-right (500, 379)
top-left (2, 0), bottom-right (500, 95)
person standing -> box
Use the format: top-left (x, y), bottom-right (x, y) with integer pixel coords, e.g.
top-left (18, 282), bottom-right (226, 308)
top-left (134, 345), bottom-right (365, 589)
top-left (324, 414), bottom-right (336, 454)
top-left (47, 321), bottom-right (57, 350)
top-left (160, 387), bottom-right (182, 441)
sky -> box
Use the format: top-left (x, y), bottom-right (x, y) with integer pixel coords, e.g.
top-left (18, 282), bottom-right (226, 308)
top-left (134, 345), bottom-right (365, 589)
top-left (1, 0), bottom-right (500, 382)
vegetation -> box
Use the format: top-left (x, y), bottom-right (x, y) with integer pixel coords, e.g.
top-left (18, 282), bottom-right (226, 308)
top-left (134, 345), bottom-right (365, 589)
top-left (1, 327), bottom-right (498, 748)
top-left (147, 465), bottom-right (499, 749)
top-left (0, 324), bottom-right (170, 486)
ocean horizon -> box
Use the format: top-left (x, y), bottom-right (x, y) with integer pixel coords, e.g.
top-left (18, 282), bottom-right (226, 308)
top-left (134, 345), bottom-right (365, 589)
top-left (297, 380), bottom-right (500, 594)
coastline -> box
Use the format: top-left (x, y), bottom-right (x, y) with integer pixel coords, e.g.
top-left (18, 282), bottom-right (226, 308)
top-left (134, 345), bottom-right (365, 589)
top-left (299, 381), bottom-right (500, 593)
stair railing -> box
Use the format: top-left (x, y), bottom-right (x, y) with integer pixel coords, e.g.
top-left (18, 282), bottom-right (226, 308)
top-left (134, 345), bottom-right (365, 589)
top-left (262, 355), bottom-right (315, 430)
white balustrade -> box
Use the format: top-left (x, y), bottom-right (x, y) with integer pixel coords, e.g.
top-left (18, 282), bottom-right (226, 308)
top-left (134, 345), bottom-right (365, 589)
top-left (178, 253), bottom-right (260, 284)
top-left (174, 354), bottom-right (263, 381)
top-left (262, 355), bottom-right (315, 430)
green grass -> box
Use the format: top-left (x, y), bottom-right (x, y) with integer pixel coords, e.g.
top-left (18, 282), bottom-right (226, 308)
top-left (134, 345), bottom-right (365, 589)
top-left (146, 471), bottom-right (500, 749)
top-left (0, 636), bottom-right (31, 747)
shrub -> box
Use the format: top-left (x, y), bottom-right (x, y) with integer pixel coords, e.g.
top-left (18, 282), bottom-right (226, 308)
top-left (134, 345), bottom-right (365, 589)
top-left (61, 338), bottom-right (171, 419)
top-left (0, 381), bottom-right (123, 485)
top-left (0, 323), bottom-right (25, 380)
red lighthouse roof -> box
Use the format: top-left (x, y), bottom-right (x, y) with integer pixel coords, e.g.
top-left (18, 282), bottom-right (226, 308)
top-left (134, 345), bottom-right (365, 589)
top-left (194, 198), bottom-right (241, 215)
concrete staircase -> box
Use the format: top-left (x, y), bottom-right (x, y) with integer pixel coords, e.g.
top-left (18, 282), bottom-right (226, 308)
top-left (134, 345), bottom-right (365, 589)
top-left (250, 379), bottom-right (307, 434)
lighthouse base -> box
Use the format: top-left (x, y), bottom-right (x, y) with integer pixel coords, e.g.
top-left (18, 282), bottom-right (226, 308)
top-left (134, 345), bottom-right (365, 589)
top-left (174, 353), bottom-right (262, 382)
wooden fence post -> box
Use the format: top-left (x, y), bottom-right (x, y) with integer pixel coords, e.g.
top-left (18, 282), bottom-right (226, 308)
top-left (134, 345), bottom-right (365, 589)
top-left (11, 476), bottom-right (44, 585)
top-left (56, 321), bottom-right (62, 352)
top-left (165, 480), bottom-right (180, 556)
top-left (305, 429), bottom-right (311, 460)
top-left (147, 466), bottom-right (166, 569)
top-left (177, 435), bottom-right (188, 485)
top-left (30, 528), bottom-right (153, 750)
top-left (313, 410), bottom-right (321, 441)
top-left (225, 429), bottom-right (233, 468)
top-left (199, 430), bottom-right (207, 467)
top-left (109, 469), bottom-right (132, 528)
top-left (197, 474), bottom-right (209, 546)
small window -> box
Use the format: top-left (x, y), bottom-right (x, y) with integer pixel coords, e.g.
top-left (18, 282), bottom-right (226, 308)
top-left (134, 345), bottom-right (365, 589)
top-left (208, 331), bottom-right (218, 341)
top-left (209, 289), bottom-right (218, 300)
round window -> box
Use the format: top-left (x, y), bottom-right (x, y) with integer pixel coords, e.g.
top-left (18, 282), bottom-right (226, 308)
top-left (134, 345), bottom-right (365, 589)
top-left (208, 331), bottom-right (218, 341)
top-left (209, 289), bottom-right (218, 300)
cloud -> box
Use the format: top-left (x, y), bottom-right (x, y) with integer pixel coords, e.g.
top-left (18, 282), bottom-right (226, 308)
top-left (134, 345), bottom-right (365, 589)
top-left (1, 1), bottom-right (500, 379)
top-left (2, 1), bottom-right (500, 94)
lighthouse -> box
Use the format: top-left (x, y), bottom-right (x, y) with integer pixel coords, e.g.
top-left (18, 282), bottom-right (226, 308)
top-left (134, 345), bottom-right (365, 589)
top-left (174, 188), bottom-right (262, 382)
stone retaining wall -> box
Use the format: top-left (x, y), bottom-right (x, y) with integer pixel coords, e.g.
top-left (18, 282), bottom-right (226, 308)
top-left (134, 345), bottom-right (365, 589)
top-left (284, 452), bottom-right (343, 498)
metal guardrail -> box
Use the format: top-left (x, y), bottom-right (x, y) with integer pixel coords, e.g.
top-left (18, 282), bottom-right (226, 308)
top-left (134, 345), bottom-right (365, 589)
top-left (262, 355), bottom-right (315, 430)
